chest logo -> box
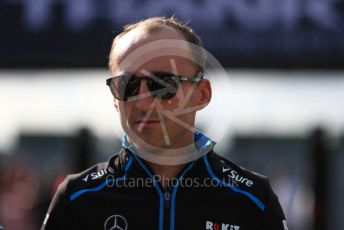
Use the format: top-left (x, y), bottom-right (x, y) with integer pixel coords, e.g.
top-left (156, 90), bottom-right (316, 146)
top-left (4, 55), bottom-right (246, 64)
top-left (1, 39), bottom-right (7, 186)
top-left (104, 214), bottom-right (128, 230)
top-left (83, 167), bottom-right (115, 182)
top-left (206, 220), bottom-right (240, 230)
top-left (222, 167), bottom-right (253, 187)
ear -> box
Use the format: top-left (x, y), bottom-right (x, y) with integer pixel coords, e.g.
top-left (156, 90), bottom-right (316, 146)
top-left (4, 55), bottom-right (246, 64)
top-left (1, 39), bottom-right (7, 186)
top-left (194, 79), bottom-right (212, 110)
top-left (114, 97), bottom-right (119, 112)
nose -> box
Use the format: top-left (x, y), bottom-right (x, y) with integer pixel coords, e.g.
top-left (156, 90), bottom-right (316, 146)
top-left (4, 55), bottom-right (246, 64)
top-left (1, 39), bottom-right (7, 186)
top-left (134, 79), bottom-right (154, 111)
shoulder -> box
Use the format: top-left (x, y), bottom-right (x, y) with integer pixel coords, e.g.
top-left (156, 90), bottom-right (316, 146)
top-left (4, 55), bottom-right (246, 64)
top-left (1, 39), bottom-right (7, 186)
top-left (42, 150), bottom-right (131, 229)
top-left (206, 151), bottom-right (270, 189)
top-left (204, 151), bottom-right (276, 212)
top-left (56, 149), bottom-right (129, 201)
top-left (206, 152), bottom-right (288, 229)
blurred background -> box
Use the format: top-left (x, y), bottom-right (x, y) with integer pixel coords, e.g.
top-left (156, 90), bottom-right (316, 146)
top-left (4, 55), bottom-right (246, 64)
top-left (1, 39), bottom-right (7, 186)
top-left (0, 0), bottom-right (344, 229)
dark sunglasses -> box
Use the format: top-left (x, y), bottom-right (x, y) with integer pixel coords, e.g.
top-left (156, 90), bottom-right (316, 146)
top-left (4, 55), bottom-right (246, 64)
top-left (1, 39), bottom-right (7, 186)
top-left (106, 71), bottom-right (203, 101)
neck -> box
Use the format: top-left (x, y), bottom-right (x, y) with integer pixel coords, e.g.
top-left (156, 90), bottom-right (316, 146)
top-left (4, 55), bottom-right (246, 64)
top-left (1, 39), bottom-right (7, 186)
top-left (128, 130), bottom-right (198, 165)
top-left (127, 131), bottom-right (197, 190)
top-left (144, 131), bottom-right (195, 191)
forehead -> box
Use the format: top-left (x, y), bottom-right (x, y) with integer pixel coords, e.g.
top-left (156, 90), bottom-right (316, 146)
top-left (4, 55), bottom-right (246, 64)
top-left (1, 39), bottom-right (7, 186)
top-left (112, 25), bottom-right (196, 75)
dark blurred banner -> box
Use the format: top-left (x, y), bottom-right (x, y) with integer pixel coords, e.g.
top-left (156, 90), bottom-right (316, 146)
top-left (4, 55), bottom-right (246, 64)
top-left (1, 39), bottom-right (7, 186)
top-left (1, 0), bottom-right (344, 68)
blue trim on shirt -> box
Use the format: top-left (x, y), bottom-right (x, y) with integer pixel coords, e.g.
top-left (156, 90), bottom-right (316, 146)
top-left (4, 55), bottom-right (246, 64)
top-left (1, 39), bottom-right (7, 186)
top-left (130, 153), bottom-right (165, 230)
top-left (70, 156), bottom-right (133, 201)
top-left (121, 131), bottom-right (216, 155)
top-left (203, 154), bottom-right (265, 211)
top-left (121, 131), bottom-right (215, 230)
top-left (170, 161), bottom-right (195, 230)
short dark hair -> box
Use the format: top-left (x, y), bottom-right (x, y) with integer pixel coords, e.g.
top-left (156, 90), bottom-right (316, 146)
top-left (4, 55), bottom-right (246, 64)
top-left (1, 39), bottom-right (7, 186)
top-left (108, 16), bottom-right (205, 74)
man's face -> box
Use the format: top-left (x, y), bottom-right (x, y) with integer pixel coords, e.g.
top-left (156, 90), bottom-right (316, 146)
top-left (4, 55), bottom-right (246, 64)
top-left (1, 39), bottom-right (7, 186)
top-left (111, 26), bottom-right (211, 150)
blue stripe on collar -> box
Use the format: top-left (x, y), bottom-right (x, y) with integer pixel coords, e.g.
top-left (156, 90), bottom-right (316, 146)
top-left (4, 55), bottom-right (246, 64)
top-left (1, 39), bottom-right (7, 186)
top-left (121, 131), bottom-right (215, 155)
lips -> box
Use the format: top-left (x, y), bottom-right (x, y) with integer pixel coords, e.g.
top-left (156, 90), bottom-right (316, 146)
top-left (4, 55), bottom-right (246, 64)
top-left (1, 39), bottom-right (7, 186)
top-left (134, 119), bottom-right (161, 128)
top-left (135, 119), bottom-right (160, 124)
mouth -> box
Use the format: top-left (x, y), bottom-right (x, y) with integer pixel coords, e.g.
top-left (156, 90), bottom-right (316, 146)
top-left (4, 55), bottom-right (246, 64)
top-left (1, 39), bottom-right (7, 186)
top-left (134, 119), bottom-right (161, 128)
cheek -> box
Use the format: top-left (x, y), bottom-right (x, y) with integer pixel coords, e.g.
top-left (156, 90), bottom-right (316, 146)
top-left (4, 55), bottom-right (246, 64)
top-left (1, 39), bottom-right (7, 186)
top-left (179, 85), bottom-right (198, 107)
top-left (158, 86), bottom-right (197, 112)
top-left (118, 104), bottom-right (133, 124)
top-left (161, 102), bottom-right (195, 125)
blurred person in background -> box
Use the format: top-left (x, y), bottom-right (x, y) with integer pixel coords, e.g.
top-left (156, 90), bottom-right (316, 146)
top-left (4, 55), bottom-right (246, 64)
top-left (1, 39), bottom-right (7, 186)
top-left (42, 16), bottom-right (288, 230)
top-left (0, 159), bottom-right (38, 230)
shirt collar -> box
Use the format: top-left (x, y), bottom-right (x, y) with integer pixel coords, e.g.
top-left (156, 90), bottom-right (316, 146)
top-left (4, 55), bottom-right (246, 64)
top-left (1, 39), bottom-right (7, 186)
top-left (121, 131), bottom-right (216, 164)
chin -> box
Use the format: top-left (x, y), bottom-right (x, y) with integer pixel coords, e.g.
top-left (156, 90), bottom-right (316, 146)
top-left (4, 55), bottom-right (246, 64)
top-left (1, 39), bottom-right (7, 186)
top-left (137, 135), bottom-right (165, 148)
top-left (135, 134), bottom-right (171, 150)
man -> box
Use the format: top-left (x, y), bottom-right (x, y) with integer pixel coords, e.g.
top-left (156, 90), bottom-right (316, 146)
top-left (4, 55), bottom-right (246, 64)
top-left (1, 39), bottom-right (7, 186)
top-left (42, 17), bottom-right (288, 230)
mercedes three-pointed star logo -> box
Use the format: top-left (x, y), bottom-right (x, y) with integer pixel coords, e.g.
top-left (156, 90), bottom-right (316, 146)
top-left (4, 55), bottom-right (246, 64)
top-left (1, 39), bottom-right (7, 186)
top-left (104, 214), bottom-right (128, 230)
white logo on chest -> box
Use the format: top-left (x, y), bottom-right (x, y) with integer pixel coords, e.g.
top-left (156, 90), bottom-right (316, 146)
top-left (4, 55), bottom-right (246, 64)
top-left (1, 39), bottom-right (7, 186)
top-left (82, 167), bottom-right (115, 182)
top-left (222, 167), bottom-right (253, 187)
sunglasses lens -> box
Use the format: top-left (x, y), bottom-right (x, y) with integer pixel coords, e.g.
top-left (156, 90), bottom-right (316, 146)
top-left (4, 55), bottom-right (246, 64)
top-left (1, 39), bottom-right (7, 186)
top-left (148, 73), bottom-right (178, 100)
top-left (109, 73), bottom-right (181, 101)
top-left (110, 75), bottom-right (139, 101)
top-left (124, 76), bottom-right (140, 100)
